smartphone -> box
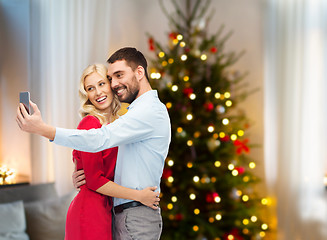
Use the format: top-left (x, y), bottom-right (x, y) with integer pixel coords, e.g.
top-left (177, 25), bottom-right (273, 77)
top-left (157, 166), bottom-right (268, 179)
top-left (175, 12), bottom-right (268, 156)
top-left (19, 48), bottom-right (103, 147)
top-left (19, 91), bottom-right (31, 114)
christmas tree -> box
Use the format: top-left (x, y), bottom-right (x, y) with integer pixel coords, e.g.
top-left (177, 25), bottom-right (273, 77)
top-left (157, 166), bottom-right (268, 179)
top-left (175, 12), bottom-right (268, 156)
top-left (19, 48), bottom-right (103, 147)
top-left (147, 0), bottom-right (269, 239)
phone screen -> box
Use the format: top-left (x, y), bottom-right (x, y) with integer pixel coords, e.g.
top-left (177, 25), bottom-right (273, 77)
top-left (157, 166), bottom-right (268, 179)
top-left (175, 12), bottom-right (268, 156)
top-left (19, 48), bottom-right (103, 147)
top-left (19, 91), bottom-right (30, 114)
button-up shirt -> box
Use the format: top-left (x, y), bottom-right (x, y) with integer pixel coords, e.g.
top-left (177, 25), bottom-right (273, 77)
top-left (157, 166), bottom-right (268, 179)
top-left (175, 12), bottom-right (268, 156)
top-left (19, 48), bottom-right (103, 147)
top-left (53, 90), bottom-right (171, 206)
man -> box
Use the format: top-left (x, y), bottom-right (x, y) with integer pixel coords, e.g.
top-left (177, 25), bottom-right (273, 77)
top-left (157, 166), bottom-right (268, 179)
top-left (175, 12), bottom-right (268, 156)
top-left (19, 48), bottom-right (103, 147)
top-left (16, 47), bottom-right (171, 240)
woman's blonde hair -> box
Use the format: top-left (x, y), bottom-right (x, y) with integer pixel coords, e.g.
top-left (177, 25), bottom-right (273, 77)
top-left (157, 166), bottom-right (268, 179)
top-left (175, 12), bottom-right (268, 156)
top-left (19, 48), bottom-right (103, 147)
top-left (79, 64), bottom-right (121, 125)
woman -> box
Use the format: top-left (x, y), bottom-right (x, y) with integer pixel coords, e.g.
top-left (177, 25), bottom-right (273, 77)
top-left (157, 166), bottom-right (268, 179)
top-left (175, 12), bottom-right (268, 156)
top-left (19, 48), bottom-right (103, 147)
top-left (65, 64), bottom-right (158, 240)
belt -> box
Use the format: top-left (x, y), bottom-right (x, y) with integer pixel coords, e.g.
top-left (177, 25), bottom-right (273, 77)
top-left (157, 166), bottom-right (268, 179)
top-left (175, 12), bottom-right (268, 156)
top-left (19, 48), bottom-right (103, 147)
top-left (114, 201), bottom-right (143, 214)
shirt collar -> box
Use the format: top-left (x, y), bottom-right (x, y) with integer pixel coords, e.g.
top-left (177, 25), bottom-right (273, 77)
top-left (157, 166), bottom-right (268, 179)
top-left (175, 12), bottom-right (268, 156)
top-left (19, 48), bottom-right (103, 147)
top-left (127, 90), bottom-right (157, 110)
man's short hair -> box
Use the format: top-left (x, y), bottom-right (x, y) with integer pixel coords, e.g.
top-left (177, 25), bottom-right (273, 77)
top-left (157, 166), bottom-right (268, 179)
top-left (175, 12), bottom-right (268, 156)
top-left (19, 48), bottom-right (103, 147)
top-left (107, 47), bottom-right (149, 81)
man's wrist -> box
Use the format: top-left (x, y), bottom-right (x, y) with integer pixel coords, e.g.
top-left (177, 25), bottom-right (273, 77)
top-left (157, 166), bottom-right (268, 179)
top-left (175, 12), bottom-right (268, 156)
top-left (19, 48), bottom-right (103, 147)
top-left (39, 123), bottom-right (56, 140)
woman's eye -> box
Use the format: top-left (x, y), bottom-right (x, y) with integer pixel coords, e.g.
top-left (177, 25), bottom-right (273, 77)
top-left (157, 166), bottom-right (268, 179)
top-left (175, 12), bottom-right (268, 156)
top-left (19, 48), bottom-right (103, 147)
top-left (99, 82), bottom-right (105, 86)
top-left (87, 87), bottom-right (93, 91)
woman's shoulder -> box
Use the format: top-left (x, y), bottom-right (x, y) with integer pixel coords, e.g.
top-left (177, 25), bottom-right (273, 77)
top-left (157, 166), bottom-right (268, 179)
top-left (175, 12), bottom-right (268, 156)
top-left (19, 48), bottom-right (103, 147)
top-left (77, 115), bottom-right (102, 130)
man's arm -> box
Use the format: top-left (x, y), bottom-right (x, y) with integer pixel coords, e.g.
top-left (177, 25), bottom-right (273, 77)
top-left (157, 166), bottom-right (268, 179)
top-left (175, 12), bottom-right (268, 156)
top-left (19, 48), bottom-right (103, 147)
top-left (72, 169), bottom-right (160, 209)
top-left (16, 101), bottom-right (56, 140)
top-left (17, 101), bottom-right (154, 153)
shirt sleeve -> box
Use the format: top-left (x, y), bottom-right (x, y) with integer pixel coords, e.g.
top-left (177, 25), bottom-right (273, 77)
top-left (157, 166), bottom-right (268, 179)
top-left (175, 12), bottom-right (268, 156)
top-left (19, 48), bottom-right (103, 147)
top-left (75, 116), bottom-right (111, 191)
top-left (53, 106), bottom-right (155, 152)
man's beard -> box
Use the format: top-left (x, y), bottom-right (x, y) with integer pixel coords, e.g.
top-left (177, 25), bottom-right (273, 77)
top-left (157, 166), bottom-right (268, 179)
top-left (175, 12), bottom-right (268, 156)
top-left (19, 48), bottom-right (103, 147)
top-left (120, 89), bottom-right (139, 104)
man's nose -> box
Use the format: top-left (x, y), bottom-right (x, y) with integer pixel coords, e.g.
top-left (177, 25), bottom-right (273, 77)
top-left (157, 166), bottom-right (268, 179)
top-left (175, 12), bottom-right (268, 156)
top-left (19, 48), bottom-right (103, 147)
top-left (110, 78), bottom-right (118, 89)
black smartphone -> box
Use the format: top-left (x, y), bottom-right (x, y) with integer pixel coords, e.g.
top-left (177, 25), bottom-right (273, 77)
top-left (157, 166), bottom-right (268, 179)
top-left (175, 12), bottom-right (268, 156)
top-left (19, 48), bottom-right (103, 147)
top-left (19, 91), bottom-right (31, 114)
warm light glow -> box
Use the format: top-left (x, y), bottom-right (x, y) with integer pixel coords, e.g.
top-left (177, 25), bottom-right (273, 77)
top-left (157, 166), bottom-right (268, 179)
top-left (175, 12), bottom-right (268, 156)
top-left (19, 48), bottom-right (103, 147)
top-left (224, 92), bottom-right (231, 98)
top-left (213, 133), bottom-right (218, 139)
top-left (232, 169), bottom-right (238, 176)
top-left (251, 216), bottom-right (257, 222)
top-left (173, 39), bottom-right (179, 45)
top-left (183, 76), bottom-right (189, 81)
top-left (205, 86), bottom-right (212, 93)
top-left (243, 176), bottom-right (250, 182)
top-left (261, 198), bottom-right (269, 205)
top-left (162, 61), bottom-right (168, 67)
top-left (187, 140), bottom-right (193, 146)
top-left (249, 162), bottom-right (256, 169)
top-left (166, 102), bottom-right (172, 109)
top-left (167, 203), bottom-right (173, 209)
top-left (177, 34), bottom-right (183, 40)
top-left (214, 161), bottom-right (221, 167)
top-left (181, 54), bottom-right (187, 61)
top-left (186, 114), bottom-right (193, 120)
top-left (194, 131), bottom-right (201, 138)
top-left (211, 177), bottom-right (217, 182)
top-left (225, 100), bottom-right (232, 107)
top-left (238, 130), bottom-right (244, 136)
top-left (190, 193), bottom-right (196, 200)
top-left (190, 93), bottom-right (196, 100)
top-left (215, 92), bottom-right (221, 99)
top-left (158, 52), bottom-right (165, 58)
top-left (214, 196), bottom-right (221, 203)
top-left (187, 162), bottom-right (193, 168)
top-left (243, 219), bottom-right (249, 225)
top-left (208, 126), bottom-right (214, 132)
top-left (260, 232), bottom-right (266, 237)
top-left (177, 127), bottom-right (183, 133)
top-left (261, 223), bottom-right (268, 230)
top-left (222, 118), bottom-right (229, 125)
top-left (150, 72), bottom-right (161, 79)
top-left (193, 225), bottom-right (199, 232)
top-left (167, 159), bottom-right (174, 166)
top-left (236, 190), bottom-right (242, 196)
top-left (194, 208), bottom-right (200, 215)
top-left (230, 134), bottom-right (237, 141)
top-left (242, 195), bottom-right (249, 202)
top-left (209, 217), bottom-right (214, 223)
top-left (171, 85), bottom-right (178, 91)
top-left (171, 196), bottom-right (177, 202)
top-left (227, 235), bottom-right (234, 240)
top-left (215, 213), bottom-right (222, 221)
top-left (180, 41), bottom-right (186, 47)
top-left (168, 58), bottom-right (174, 64)
top-left (219, 132), bottom-right (226, 138)
top-left (228, 164), bottom-right (235, 170)
top-left (168, 176), bottom-right (174, 183)
top-left (200, 54), bottom-right (207, 60)
top-left (193, 176), bottom-right (200, 183)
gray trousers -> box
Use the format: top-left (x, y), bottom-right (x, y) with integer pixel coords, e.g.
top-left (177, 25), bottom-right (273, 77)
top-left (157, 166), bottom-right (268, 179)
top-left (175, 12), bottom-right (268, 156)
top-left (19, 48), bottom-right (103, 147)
top-left (114, 205), bottom-right (162, 240)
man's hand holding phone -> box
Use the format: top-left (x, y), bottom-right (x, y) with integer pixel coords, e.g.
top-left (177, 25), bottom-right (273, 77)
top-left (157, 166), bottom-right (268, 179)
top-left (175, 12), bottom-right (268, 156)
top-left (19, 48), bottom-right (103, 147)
top-left (16, 92), bottom-right (56, 140)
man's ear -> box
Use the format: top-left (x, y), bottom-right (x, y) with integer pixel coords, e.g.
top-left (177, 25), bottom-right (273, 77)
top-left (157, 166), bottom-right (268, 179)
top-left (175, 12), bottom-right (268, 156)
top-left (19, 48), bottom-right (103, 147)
top-left (135, 65), bottom-right (145, 81)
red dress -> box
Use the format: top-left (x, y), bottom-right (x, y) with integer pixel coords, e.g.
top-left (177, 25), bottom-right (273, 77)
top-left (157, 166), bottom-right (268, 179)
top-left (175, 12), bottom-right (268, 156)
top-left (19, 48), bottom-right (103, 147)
top-left (65, 115), bottom-right (118, 240)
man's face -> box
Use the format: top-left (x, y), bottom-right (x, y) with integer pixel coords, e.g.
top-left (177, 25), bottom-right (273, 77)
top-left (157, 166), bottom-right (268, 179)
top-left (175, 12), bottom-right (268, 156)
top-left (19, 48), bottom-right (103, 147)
top-left (107, 60), bottom-right (140, 104)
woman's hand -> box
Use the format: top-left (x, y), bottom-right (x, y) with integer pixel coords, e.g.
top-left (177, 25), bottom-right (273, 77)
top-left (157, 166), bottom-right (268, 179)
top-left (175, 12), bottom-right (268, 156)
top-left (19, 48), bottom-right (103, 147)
top-left (72, 159), bottom-right (86, 191)
top-left (137, 186), bottom-right (160, 210)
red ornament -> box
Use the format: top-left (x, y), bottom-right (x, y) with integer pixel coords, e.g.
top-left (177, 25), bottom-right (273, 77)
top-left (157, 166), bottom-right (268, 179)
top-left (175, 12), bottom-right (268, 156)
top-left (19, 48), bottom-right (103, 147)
top-left (204, 102), bottom-right (214, 112)
top-left (233, 139), bottom-right (250, 155)
top-left (206, 192), bottom-right (219, 203)
top-left (183, 87), bottom-right (194, 97)
top-left (210, 47), bottom-right (217, 53)
top-left (220, 135), bottom-right (230, 142)
top-left (148, 37), bottom-right (155, 51)
top-left (235, 166), bottom-right (245, 175)
top-left (223, 228), bottom-right (244, 240)
top-left (162, 168), bottom-right (172, 179)
top-left (169, 32), bottom-right (178, 40)
top-left (175, 213), bottom-right (183, 221)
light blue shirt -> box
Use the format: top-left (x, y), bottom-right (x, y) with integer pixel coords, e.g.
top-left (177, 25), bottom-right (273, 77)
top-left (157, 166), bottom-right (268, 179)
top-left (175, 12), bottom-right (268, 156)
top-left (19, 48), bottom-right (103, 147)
top-left (53, 90), bottom-right (171, 206)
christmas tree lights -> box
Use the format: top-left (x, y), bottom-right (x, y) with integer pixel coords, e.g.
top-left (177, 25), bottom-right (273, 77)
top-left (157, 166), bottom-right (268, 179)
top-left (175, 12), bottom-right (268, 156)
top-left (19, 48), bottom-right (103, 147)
top-left (147, 0), bottom-right (270, 239)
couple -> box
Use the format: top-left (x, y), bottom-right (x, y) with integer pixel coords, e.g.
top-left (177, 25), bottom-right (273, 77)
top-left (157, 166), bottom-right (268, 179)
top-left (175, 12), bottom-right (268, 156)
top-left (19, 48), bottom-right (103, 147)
top-left (16, 47), bottom-right (171, 240)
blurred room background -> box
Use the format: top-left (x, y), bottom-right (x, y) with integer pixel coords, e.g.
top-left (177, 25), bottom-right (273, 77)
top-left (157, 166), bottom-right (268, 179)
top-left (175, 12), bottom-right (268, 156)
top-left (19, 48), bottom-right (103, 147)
top-left (0, 0), bottom-right (326, 239)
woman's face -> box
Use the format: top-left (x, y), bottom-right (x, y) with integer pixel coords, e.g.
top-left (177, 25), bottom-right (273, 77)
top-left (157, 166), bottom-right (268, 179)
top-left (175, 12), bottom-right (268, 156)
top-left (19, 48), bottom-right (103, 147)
top-left (84, 72), bottom-right (114, 114)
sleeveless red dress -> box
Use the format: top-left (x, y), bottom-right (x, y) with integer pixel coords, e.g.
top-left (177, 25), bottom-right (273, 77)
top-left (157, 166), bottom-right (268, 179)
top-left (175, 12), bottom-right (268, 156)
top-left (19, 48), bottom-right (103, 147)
top-left (65, 115), bottom-right (118, 240)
